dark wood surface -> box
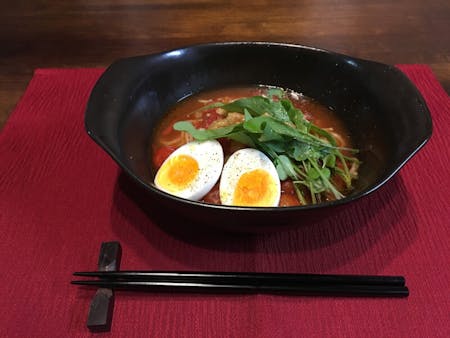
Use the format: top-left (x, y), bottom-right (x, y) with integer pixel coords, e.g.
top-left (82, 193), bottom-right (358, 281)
top-left (1, 0), bottom-right (449, 129)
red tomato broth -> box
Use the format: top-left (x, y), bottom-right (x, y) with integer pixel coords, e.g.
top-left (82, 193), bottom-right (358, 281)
top-left (150, 86), bottom-right (355, 206)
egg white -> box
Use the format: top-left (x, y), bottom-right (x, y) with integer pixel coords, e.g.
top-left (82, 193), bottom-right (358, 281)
top-left (154, 140), bottom-right (224, 201)
top-left (219, 148), bottom-right (281, 207)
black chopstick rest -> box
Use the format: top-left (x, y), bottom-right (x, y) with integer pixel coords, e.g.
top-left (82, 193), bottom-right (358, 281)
top-left (86, 288), bottom-right (115, 331)
top-left (86, 242), bottom-right (122, 332)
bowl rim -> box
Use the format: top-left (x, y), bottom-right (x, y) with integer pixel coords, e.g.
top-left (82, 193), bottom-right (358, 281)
top-left (85, 41), bottom-right (433, 212)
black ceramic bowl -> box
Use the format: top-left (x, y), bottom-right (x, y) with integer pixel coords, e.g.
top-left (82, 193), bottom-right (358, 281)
top-left (85, 42), bottom-right (431, 233)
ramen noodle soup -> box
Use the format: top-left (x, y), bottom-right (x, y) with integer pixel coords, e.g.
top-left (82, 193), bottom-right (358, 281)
top-left (151, 86), bottom-right (359, 207)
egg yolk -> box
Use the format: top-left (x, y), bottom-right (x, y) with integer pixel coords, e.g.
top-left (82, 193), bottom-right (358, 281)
top-left (155, 154), bottom-right (199, 192)
top-left (233, 169), bottom-right (278, 206)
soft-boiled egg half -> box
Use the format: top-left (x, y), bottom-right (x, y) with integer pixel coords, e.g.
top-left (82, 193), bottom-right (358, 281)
top-left (154, 140), bottom-right (224, 201)
top-left (219, 148), bottom-right (281, 207)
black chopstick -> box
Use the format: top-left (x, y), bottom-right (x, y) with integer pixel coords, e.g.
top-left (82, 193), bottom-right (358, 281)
top-left (73, 271), bottom-right (406, 286)
top-left (71, 279), bottom-right (409, 297)
top-left (72, 271), bottom-right (408, 297)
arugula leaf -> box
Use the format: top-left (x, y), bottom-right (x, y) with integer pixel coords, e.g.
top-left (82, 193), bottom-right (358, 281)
top-left (309, 124), bottom-right (337, 146)
top-left (173, 121), bottom-right (237, 140)
top-left (262, 140), bottom-right (289, 153)
top-left (275, 154), bottom-right (299, 181)
top-left (221, 96), bottom-right (271, 115)
top-left (323, 154), bottom-right (336, 168)
top-left (228, 131), bottom-right (256, 147)
top-left (174, 89), bottom-right (359, 204)
top-left (259, 126), bottom-right (285, 142)
top-left (280, 99), bottom-right (306, 131)
top-left (242, 115), bottom-right (268, 133)
top-left (288, 141), bottom-right (317, 161)
top-left (266, 88), bottom-right (285, 99)
top-left (222, 96), bottom-right (290, 122)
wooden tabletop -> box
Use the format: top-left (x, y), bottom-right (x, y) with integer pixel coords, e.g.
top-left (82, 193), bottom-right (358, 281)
top-left (1, 0), bottom-right (449, 129)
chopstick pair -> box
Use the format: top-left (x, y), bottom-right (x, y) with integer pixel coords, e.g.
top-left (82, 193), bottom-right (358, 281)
top-left (72, 271), bottom-right (409, 297)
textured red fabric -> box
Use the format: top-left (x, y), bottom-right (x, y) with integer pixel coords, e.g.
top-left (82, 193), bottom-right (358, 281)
top-left (0, 66), bottom-right (449, 337)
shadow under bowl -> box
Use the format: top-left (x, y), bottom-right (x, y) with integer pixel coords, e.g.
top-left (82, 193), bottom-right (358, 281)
top-left (85, 42), bottom-right (432, 233)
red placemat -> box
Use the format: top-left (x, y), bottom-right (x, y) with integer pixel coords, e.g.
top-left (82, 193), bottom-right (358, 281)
top-left (1, 66), bottom-right (449, 337)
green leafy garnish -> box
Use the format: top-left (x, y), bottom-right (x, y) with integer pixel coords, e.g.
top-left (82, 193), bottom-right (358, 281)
top-left (173, 90), bottom-right (360, 204)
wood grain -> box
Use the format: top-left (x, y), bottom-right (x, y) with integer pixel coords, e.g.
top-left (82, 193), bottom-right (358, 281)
top-left (1, 0), bottom-right (449, 129)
